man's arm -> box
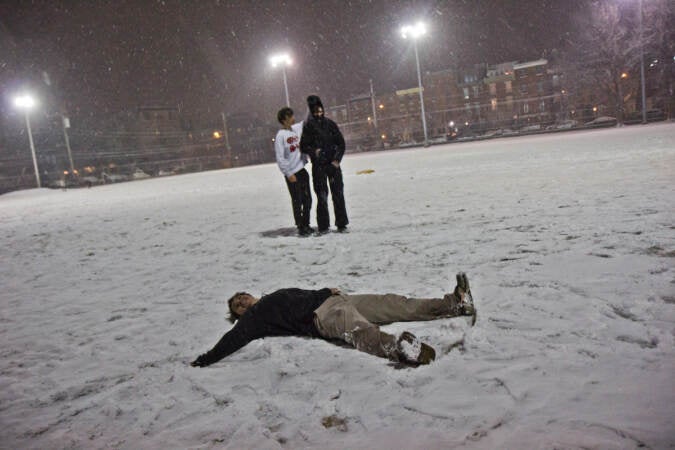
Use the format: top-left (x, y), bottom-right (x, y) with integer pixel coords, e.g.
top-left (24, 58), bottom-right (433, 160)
top-left (274, 131), bottom-right (293, 178)
top-left (331, 121), bottom-right (346, 163)
top-left (300, 122), bottom-right (315, 156)
top-left (191, 317), bottom-right (263, 367)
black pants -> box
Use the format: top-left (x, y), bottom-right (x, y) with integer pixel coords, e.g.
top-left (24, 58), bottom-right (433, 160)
top-left (312, 164), bottom-right (348, 231)
top-left (285, 168), bottom-right (312, 229)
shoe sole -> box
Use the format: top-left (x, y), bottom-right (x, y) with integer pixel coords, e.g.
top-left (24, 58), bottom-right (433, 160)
top-left (398, 332), bottom-right (436, 365)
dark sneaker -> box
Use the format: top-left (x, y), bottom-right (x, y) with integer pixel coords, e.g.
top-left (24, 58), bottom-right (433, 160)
top-left (298, 226), bottom-right (314, 236)
top-left (316, 228), bottom-right (330, 235)
top-left (396, 331), bottom-right (436, 365)
top-left (337, 226), bottom-right (348, 233)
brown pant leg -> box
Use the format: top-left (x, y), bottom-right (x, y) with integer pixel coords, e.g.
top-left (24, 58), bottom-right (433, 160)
top-left (313, 295), bottom-right (398, 360)
top-left (343, 293), bottom-right (461, 324)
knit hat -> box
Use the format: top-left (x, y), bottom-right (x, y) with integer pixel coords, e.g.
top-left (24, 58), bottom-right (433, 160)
top-left (307, 95), bottom-right (324, 114)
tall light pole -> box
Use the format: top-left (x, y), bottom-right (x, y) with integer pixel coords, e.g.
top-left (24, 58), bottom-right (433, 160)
top-left (13, 93), bottom-right (41, 188)
top-left (638, 0), bottom-right (647, 124)
top-left (401, 22), bottom-right (429, 146)
top-left (270, 53), bottom-right (292, 107)
top-left (62, 115), bottom-right (75, 176)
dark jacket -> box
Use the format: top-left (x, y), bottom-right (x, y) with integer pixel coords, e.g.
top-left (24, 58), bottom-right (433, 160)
top-left (301, 117), bottom-right (346, 165)
top-left (196, 288), bottom-right (333, 366)
top-left (300, 95), bottom-right (346, 165)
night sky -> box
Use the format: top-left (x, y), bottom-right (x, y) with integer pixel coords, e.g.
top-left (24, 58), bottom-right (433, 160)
top-left (1, 0), bottom-right (590, 126)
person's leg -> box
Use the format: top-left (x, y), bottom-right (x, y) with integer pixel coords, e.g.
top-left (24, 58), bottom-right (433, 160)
top-left (312, 165), bottom-right (330, 231)
top-left (345, 293), bottom-right (465, 324)
top-left (285, 175), bottom-right (303, 229)
top-left (296, 168), bottom-right (312, 230)
top-left (327, 165), bottom-right (348, 229)
top-left (313, 295), bottom-right (434, 364)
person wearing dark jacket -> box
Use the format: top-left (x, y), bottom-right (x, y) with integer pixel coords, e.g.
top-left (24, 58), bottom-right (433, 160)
top-left (300, 95), bottom-right (349, 233)
top-left (190, 273), bottom-right (476, 368)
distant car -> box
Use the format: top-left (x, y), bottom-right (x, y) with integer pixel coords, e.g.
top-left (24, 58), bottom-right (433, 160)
top-left (131, 168), bottom-right (151, 180)
top-left (157, 169), bottom-right (176, 177)
top-left (585, 116), bottom-right (617, 127)
top-left (101, 172), bottom-right (128, 183)
top-left (548, 119), bottom-right (578, 130)
top-left (80, 175), bottom-right (102, 187)
top-left (520, 124), bottom-right (542, 132)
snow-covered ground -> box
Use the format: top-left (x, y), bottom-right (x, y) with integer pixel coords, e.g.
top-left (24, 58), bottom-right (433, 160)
top-left (1, 123), bottom-right (674, 449)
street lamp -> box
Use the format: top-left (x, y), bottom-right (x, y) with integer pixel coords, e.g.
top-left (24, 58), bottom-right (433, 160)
top-left (401, 21), bottom-right (429, 146)
top-left (270, 53), bottom-right (292, 106)
top-left (13, 93), bottom-right (41, 188)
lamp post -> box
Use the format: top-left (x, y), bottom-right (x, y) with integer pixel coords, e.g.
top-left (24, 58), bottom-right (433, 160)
top-left (401, 22), bottom-right (429, 146)
top-left (62, 115), bottom-right (75, 176)
top-left (13, 93), bottom-right (41, 188)
top-left (270, 53), bottom-right (292, 107)
top-left (638, 0), bottom-right (647, 124)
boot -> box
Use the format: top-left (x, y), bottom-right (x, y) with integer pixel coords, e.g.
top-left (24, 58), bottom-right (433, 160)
top-left (396, 331), bottom-right (436, 365)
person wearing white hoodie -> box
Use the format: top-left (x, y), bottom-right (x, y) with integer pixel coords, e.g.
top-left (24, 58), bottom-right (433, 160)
top-left (274, 107), bottom-right (313, 236)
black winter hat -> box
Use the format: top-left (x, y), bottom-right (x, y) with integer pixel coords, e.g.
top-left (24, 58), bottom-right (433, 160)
top-left (307, 95), bottom-right (324, 114)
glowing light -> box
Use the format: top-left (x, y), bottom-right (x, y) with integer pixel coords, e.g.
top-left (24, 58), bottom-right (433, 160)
top-left (213, 131), bottom-right (221, 139)
top-left (401, 22), bottom-right (426, 39)
top-left (379, 104), bottom-right (384, 109)
top-left (270, 53), bottom-right (292, 67)
top-left (593, 106), bottom-right (598, 112)
top-left (621, 72), bottom-right (628, 79)
top-left (13, 93), bottom-right (37, 110)
top-left (381, 134), bottom-right (386, 139)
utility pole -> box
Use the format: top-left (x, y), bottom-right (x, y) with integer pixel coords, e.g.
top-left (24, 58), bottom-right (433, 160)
top-left (62, 115), bottom-right (75, 175)
top-left (413, 40), bottom-right (429, 146)
top-left (369, 79), bottom-right (378, 131)
top-left (25, 112), bottom-right (41, 188)
top-left (221, 112), bottom-right (232, 166)
top-left (639, 0), bottom-right (647, 124)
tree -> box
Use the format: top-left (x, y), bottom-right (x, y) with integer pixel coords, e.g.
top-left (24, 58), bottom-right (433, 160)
top-left (561, 0), bottom-right (673, 123)
top-left (641, 0), bottom-right (675, 117)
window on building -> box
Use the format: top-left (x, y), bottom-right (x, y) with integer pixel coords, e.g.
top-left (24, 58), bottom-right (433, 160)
top-left (489, 83), bottom-right (496, 95)
top-left (505, 81), bottom-right (512, 93)
top-left (463, 87), bottom-right (470, 100)
top-left (472, 86), bottom-right (479, 97)
top-left (491, 98), bottom-right (498, 111)
top-left (537, 81), bottom-right (544, 94)
top-left (523, 103), bottom-right (529, 114)
top-left (540, 101), bottom-right (546, 112)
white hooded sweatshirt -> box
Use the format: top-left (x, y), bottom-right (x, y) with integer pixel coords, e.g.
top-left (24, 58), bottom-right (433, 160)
top-left (274, 122), bottom-right (308, 178)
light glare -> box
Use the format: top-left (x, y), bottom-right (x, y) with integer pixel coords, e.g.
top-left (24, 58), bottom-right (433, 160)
top-left (401, 22), bottom-right (426, 39)
top-left (270, 53), bottom-right (292, 67)
top-left (13, 94), bottom-right (37, 110)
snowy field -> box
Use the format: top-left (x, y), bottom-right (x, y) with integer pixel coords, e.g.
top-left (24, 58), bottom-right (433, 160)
top-left (1, 123), bottom-right (674, 449)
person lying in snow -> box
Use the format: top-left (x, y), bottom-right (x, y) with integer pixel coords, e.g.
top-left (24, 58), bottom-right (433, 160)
top-left (190, 273), bottom-right (476, 368)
